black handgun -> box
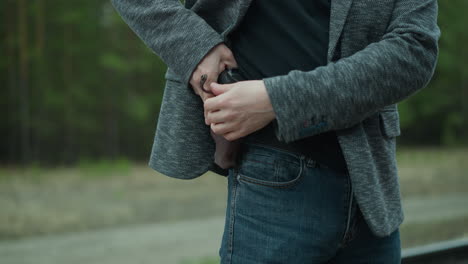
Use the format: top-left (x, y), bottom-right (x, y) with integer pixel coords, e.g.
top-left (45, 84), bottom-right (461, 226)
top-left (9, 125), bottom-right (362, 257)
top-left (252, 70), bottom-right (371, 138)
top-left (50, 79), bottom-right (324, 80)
top-left (210, 67), bottom-right (246, 171)
top-left (217, 68), bottom-right (245, 84)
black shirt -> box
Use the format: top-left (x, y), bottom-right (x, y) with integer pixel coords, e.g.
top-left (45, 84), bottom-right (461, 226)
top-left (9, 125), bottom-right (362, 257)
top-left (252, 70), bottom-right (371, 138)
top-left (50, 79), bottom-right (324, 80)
top-left (227, 0), bottom-right (348, 173)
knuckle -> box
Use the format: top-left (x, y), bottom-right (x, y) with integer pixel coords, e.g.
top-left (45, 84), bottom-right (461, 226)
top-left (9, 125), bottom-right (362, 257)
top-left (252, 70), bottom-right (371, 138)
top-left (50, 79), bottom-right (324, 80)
top-left (212, 125), bottom-right (221, 134)
top-left (238, 127), bottom-right (246, 138)
top-left (216, 98), bottom-right (224, 107)
top-left (219, 98), bottom-right (231, 108)
top-left (225, 134), bottom-right (234, 141)
top-left (225, 49), bottom-right (234, 58)
top-left (223, 112), bottom-right (233, 121)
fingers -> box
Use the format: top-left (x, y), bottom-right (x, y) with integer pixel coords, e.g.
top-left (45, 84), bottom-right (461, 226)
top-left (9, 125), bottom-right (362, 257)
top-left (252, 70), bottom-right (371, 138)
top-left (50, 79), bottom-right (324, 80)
top-left (222, 131), bottom-right (240, 142)
top-left (205, 108), bottom-right (231, 125)
top-left (190, 42), bottom-right (239, 93)
top-left (202, 93), bottom-right (215, 120)
top-left (211, 123), bottom-right (241, 142)
top-left (186, 42), bottom-right (241, 126)
top-left (202, 92), bottom-right (215, 102)
top-left (224, 57), bottom-right (238, 70)
top-left (219, 45), bottom-right (238, 70)
top-left (191, 71), bottom-right (217, 120)
top-left (200, 74), bottom-right (208, 92)
top-left (190, 70), bottom-right (214, 96)
top-left (203, 95), bottom-right (219, 113)
top-left (201, 73), bottom-right (216, 94)
top-left (189, 43), bottom-right (239, 97)
top-left (210, 122), bottom-right (233, 136)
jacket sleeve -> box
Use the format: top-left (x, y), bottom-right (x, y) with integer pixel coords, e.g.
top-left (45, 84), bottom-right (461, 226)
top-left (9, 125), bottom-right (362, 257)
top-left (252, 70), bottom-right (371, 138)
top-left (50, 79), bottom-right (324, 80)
top-left (262, 0), bottom-right (441, 143)
top-left (110, 0), bottom-right (225, 91)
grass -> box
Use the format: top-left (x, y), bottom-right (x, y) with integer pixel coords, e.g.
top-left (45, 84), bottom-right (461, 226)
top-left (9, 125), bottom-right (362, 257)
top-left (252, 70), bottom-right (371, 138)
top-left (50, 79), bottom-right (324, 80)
top-left (0, 162), bottom-right (228, 240)
top-left (400, 215), bottom-right (468, 248)
top-left (0, 147), bottom-right (467, 254)
top-left (179, 256), bottom-right (219, 264)
top-left (396, 147), bottom-right (468, 198)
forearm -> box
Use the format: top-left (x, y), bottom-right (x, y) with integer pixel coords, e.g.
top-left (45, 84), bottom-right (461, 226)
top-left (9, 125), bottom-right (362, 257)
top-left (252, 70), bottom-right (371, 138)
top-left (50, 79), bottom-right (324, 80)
top-left (110, 0), bottom-right (224, 90)
top-left (262, 0), bottom-right (440, 143)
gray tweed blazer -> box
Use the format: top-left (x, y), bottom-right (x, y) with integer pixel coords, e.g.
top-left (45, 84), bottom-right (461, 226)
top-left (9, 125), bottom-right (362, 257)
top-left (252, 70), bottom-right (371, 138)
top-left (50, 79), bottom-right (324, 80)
top-left (111, 0), bottom-right (440, 237)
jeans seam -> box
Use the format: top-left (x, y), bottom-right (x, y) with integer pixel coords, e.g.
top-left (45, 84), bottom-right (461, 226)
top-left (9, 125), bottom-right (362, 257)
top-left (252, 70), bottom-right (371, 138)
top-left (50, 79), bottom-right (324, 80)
top-left (340, 173), bottom-right (354, 247)
top-left (242, 142), bottom-right (302, 167)
top-left (227, 168), bottom-right (239, 263)
top-left (236, 156), bottom-right (305, 189)
top-left (346, 202), bottom-right (360, 244)
top-left (244, 142), bottom-right (302, 160)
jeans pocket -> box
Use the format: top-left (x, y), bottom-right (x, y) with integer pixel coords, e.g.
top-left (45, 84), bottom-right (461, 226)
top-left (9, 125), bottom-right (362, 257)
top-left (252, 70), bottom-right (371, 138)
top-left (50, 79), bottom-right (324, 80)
top-left (237, 151), bottom-right (305, 188)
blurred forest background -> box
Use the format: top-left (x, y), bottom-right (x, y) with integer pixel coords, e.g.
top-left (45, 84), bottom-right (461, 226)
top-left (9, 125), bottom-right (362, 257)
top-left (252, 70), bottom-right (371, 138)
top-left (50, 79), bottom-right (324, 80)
top-left (1, 1), bottom-right (468, 263)
top-left (1, 0), bottom-right (467, 167)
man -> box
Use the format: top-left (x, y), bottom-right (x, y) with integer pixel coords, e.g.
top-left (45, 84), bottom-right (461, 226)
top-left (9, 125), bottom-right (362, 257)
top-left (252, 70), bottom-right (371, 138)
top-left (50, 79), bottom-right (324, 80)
top-left (111, 0), bottom-right (440, 263)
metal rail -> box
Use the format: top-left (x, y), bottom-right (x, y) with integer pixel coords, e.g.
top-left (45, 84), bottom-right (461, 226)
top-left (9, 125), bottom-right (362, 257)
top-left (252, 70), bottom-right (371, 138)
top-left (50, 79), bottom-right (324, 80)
top-left (402, 237), bottom-right (468, 264)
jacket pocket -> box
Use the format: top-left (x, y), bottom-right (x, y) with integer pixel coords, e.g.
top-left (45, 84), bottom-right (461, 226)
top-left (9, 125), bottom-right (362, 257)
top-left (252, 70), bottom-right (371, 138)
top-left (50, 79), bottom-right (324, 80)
top-left (379, 110), bottom-right (401, 138)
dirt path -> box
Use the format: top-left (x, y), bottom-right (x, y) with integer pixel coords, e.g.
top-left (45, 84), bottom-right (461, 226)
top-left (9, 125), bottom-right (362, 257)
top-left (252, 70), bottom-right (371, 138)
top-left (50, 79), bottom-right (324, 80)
top-left (403, 193), bottom-right (468, 224)
top-left (2, 194), bottom-right (468, 264)
top-left (0, 216), bottom-right (225, 264)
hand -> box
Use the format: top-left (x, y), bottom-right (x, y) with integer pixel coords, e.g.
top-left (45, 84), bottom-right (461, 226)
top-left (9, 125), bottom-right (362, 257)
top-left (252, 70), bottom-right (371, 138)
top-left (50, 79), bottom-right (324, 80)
top-left (189, 43), bottom-right (238, 118)
top-left (204, 80), bottom-right (276, 141)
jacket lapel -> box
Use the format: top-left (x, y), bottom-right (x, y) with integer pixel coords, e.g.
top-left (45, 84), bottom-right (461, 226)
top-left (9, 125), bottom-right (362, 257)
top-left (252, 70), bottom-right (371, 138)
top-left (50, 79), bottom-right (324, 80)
top-left (328, 0), bottom-right (353, 62)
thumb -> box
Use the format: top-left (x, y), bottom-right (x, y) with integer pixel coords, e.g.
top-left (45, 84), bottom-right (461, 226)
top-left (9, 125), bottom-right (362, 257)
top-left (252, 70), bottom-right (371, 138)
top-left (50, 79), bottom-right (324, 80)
top-left (210, 82), bottom-right (231, 96)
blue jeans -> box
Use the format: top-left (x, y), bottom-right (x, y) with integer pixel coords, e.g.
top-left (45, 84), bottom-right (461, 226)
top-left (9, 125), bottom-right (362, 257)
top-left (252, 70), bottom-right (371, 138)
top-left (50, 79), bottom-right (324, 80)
top-left (219, 142), bottom-right (401, 264)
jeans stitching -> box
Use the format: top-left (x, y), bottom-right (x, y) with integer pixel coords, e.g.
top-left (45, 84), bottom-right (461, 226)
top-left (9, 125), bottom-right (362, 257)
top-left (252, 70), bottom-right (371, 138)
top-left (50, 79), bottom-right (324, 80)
top-left (246, 159), bottom-right (275, 166)
top-left (227, 168), bottom-right (239, 263)
top-left (237, 156), bottom-right (305, 188)
top-left (339, 172), bottom-right (353, 248)
top-left (242, 143), bottom-right (301, 167)
top-left (245, 142), bottom-right (302, 160)
top-left (337, 178), bottom-right (348, 249)
top-left (244, 142), bottom-right (333, 171)
top-left (306, 158), bottom-right (318, 168)
top-left (345, 201), bottom-right (360, 245)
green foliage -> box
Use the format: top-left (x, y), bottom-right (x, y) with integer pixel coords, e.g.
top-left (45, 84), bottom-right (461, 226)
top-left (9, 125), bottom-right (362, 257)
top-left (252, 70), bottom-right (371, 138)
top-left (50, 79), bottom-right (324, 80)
top-left (398, 0), bottom-right (468, 146)
top-left (179, 256), bottom-right (219, 264)
top-left (1, 0), bottom-right (166, 165)
top-left (78, 157), bottom-right (131, 177)
top-left (1, 0), bottom-right (467, 166)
